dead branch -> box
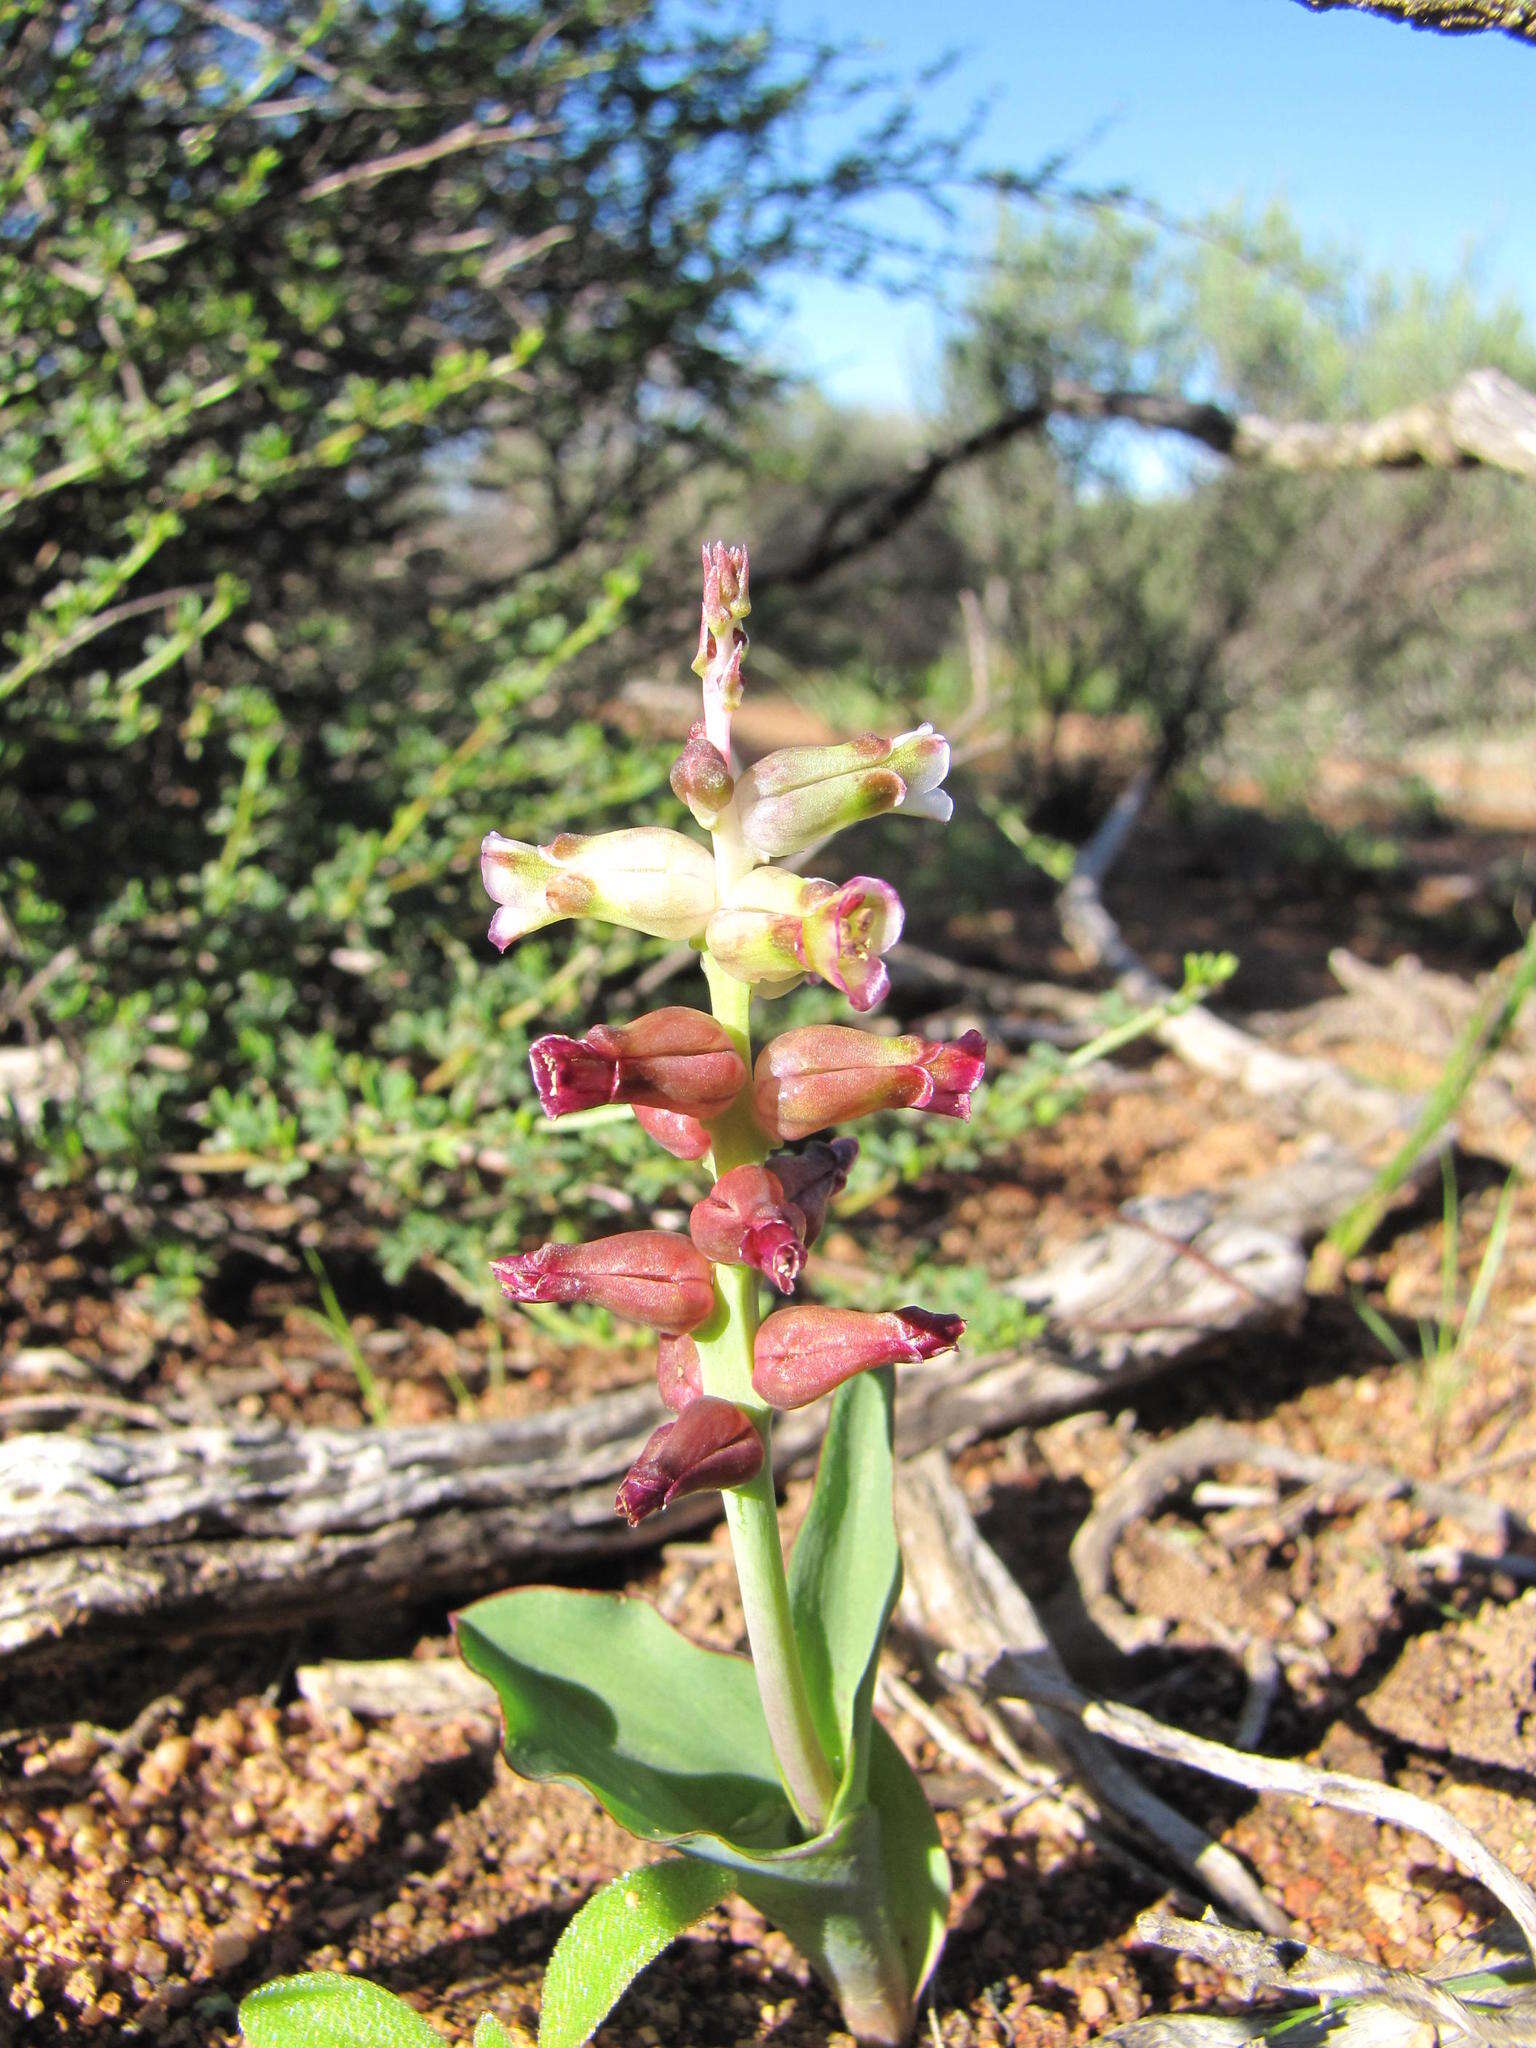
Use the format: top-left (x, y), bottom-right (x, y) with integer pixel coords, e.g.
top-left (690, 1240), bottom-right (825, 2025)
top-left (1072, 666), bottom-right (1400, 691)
top-left (1294, 0), bottom-right (1536, 45)
top-left (1069, 1416), bottom-right (1525, 1653)
top-left (1134, 1911), bottom-right (1536, 2046)
top-left (896, 1449), bottom-right (1291, 1934)
top-left (966, 1655), bottom-right (1536, 1968)
top-left (763, 370), bottom-right (1536, 589)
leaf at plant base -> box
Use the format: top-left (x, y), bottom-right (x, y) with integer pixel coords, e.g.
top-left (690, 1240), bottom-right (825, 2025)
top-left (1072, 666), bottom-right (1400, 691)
top-left (455, 1587), bottom-right (794, 1850)
top-left (866, 1719), bottom-right (950, 2002)
top-left (239, 1973), bottom-right (448, 2048)
top-left (538, 1856), bottom-right (732, 2048)
top-left (788, 1364), bottom-right (900, 1818)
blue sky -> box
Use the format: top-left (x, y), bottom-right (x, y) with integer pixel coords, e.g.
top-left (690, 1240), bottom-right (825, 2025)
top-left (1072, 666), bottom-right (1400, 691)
top-left (767, 0), bottom-right (1529, 411)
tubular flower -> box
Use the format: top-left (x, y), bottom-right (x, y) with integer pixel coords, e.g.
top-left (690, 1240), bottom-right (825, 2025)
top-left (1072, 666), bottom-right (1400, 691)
top-left (491, 1231), bottom-right (715, 1335)
top-left (706, 868), bottom-right (904, 1012)
top-left (752, 1306), bottom-right (965, 1410)
top-left (752, 1025), bottom-right (987, 1143)
top-left (632, 1106), bottom-right (712, 1160)
top-left (764, 1137), bottom-right (859, 1247)
top-left (655, 1332), bottom-right (703, 1414)
top-left (615, 1395), bottom-right (764, 1526)
top-left (670, 720), bottom-right (736, 831)
top-left (481, 827), bottom-right (715, 952)
top-left (732, 725), bottom-right (952, 862)
top-left (690, 1164), bottom-right (808, 1296)
top-left (529, 1008), bottom-right (746, 1122)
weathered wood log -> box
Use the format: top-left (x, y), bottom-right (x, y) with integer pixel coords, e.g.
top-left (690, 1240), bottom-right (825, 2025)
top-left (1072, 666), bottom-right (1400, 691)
top-left (0, 1134), bottom-right (1360, 1671)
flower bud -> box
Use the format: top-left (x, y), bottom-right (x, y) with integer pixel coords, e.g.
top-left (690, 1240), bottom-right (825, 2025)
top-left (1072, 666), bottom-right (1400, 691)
top-left (656, 1332), bottom-right (703, 1413)
top-left (706, 869), bottom-right (904, 1013)
top-left (690, 1164), bottom-right (807, 1296)
top-left (764, 1137), bottom-right (859, 1247)
top-left (615, 1394), bottom-right (763, 1525)
top-left (529, 1008), bottom-right (745, 1122)
top-left (632, 1106), bottom-right (712, 1160)
top-left (481, 827), bottom-right (715, 952)
top-left (752, 1026), bottom-right (987, 1142)
top-left (732, 725), bottom-right (952, 861)
top-left (491, 1231), bottom-right (715, 1335)
top-left (753, 1305), bottom-right (965, 1409)
top-left (670, 720), bottom-right (736, 830)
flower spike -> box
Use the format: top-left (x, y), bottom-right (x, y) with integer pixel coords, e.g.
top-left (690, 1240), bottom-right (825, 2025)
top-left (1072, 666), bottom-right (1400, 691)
top-left (529, 1008), bottom-right (746, 1122)
top-left (491, 1231), bottom-right (715, 1335)
top-left (481, 827), bottom-right (715, 952)
top-left (753, 1305), bottom-right (965, 1409)
top-left (615, 1395), bottom-right (763, 1525)
top-left (752, 1025), bottom-right (987, 1142)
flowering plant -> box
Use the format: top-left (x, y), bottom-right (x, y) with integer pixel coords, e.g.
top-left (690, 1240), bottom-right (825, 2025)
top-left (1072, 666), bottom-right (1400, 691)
top-left (239, 545), bottom-right (983, 2048)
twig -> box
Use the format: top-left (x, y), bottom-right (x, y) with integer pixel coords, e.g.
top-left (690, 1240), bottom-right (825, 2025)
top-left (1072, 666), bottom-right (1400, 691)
top-left (897, 1450), bottom-right (1290, 1934)
top-left (1069, 1416), bottom-right (1522, 1654)
top-left (1135, 1910), bottom-right (1535, 2045)
top-left (969, 1658), bottom-right (1536, 1970)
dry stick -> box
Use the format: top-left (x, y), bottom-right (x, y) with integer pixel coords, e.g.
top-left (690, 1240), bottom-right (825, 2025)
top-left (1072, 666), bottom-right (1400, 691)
top-left (896, 1450), bottom-right (1291, 1935)
top-left (1134, 1910), bottom-right (1536, 2046)
top-left (968, 1657), bottom-right (1536, 1973)
top-left (1069, 1416), bottom-right (1524, 1655)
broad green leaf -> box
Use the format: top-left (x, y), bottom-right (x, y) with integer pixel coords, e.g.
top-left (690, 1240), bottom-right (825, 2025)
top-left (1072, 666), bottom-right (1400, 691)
top-left (239, 1974), bottom-right (448, 2048)
top-left (788, 1365), bottom-right (901, 1818)
top-left (538, 1857), bottom-right (732, 2048)
top-left (472, 2020), bottom-right (518, 2048)
top-left (866, 1720), bottom-right (951, 2001)
top-left (455, 1588), bottom-right (794, 1850)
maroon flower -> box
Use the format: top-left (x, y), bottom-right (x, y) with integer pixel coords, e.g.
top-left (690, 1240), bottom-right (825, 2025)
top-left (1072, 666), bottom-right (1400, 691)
top-left (656, 1332), bottom-right (703, 1414)
top-left (690, 1164), bottom-right (808, 1296)
top-left (752, 1305), bottom-right (965, 1409)
top-left (615, 1395), bottom-right (763, 1525)
top-left (752, 1026), bottom-right (986, 1143)
top-left (632, 1106), bottom-right (713, 1160)
top-left (764, 1137), bottom-right (859, 1247)
top-left (491, 1231), bottom-right (716, 1335)
top-left (529, 1007), bottom-right (745, 1122)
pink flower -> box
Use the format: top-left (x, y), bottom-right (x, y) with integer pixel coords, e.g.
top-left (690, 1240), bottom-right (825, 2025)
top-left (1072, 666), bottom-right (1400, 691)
top-left (752, 1026), bottom-right (987, 1143)
top-left (529, 1007), bottom-right (745, 1122)
top-left (765, 1137), bottom-right (859, 1247)
top-left (614, 1395), bottom-right (763, 1525)
top-left (690, 1164), bottom-right (807, 1296)
top-left (752, 1305), bottom-right (965, 1409)
top-left (481, 827), bottom-right (715, 952)
top-left (706, 870), bottom-right (904, 1012)
top-left (491, 1231), bottom-right (715, 1335)
top-left (732, 725), bottom-right (952, 861)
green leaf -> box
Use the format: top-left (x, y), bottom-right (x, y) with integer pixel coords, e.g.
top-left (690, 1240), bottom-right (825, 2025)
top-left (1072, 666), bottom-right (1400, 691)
top-left (788, 1365), bottom-right (901, 1818)
top-left (538, 1857), bottom-right (731, 2048)
top-left (454, 1588), bottom-right (794, 1850)
top-left (472, 2020), bottom-right (518, 2048)
top-left (866, 1720), bottom-right (950, 2002)
top-left (238, 1974), bottom-right (448, 2048)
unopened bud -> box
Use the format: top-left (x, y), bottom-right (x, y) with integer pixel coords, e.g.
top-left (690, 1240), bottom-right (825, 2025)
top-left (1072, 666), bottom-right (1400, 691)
top-left (632, 1106), bottom-right (712, 1160)
top-left (656, 1332), bottom-right (703, 1413)
top-left (706, 869), bottom-right (904, 1013)
top-left (753, 1025), bottom-right (986, 1143)
top-left (764, 1137), bottom-right (859, 1247)
top-left (732, 725), bottom-right (952, 861)
top-left (690, 1164), bottom-right (807, 1296)
top-left (529, 1008), bottom-right (745, 1122)
top-left (670, 721), bottom-right (736, 830)
top-left (614, 1395), bottom-right (763, 1525)
top-left (491, 1231), bottom-right (715, 1335)
top-left (752, 1305), bottom-right (964, 1409)
top-left (481, 827), bottom-right (715, 952)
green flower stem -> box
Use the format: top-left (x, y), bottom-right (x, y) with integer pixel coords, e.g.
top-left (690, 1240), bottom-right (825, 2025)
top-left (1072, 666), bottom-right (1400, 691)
top-left (698, 954), bottom-right (838, 1834)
